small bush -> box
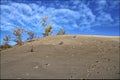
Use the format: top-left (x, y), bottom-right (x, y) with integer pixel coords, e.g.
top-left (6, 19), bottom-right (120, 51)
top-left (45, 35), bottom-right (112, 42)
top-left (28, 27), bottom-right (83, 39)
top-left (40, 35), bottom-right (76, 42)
top-left (56, 28), bottom-right (66, 35)
top-left (43, 26), bottom-right (53, 37)
top-left (41, 16), bottom-right (54, 37)
top-left (3, 35), bottom-right (11, 49)
top-left (41, 16), bottom-right (48, 27)
top-left (26, 31), bottom-right (35, 40)
top-left (0, 45), bottom-right (11, 50)
top-left (13, 27), bottom-right (24, 45)
top-left (59, 41), bottom-right (64, 45)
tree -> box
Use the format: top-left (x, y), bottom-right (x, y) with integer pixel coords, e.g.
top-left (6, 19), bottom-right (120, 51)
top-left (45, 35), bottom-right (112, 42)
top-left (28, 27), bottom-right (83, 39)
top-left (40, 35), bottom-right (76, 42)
top-left (41, 16), bottom-right (53, 37)
top-left (13, 27), bottom-right (24, 45)
top-left (56, 28), bottom-right (66, 35)
top-left (3, 35), bottom-right (11, 48)
top-left (41, 16), bottom-right (48, 27)
top-left (43, 26), bottom-right (53, 37)
top-left (26, 31), bottom-right (35, 40)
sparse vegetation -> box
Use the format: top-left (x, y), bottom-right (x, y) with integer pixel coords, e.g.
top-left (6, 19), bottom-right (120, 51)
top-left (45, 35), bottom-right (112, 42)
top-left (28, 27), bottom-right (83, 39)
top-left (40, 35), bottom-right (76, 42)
top-left (41, 16), bottom-right (48, 27)
top-left (41, 16), bottom-right (53, 37)
top-left (43, 26), bottom-right (53, 37)
top-left (0, 16), bottom-right (66, 49)
top-left (13, 27), bottom-right (24, 45)
top-left (56, 28), bottom-right (66, 35)
top-left (26, 31), bottom-right (35, 40)
top-left (0, 45), bottom-right (5, 51)
top-left (3, 35), bottom-right (11, 49)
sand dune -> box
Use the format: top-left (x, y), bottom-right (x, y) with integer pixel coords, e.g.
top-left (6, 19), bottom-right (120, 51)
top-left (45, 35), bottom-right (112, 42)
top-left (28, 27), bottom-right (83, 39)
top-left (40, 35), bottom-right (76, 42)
top-left (0, 35), bottom-right (120, 79)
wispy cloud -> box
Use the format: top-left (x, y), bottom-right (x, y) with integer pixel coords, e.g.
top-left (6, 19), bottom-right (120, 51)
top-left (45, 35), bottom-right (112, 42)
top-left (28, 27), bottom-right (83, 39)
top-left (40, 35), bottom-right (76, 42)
top-left (0, 0), bottom-right (119, 35)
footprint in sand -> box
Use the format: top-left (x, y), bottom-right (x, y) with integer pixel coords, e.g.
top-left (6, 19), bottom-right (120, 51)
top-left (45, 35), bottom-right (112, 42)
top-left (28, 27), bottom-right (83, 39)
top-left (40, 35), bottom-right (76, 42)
top-left (87, 60), bottom-right (100, 77)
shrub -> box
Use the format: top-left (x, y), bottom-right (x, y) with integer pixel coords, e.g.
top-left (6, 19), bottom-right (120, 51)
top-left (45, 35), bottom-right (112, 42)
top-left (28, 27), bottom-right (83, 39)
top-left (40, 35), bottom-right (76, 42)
top-left (13, 27), bottom-right (24, 45)
top-left (26, 31), bottom-right (35, 40)
top-left (41, 16), bottom-right (53, 37)
top-left (59, 41), bottom-right (64, 45)
top-left (3, 35), bottom-right (11, 49)
top-left (41, 16), bottom-right (48, 27)
top-left (56, 28), bottom-right (66, 35)
top-left (43, 26), bottom-right (53, 37)
top-left (0, 45), bottom-right (4, 50)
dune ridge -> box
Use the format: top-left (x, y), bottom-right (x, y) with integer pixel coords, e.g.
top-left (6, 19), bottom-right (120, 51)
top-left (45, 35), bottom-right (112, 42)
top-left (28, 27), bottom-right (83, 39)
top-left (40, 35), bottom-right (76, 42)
top-left (0, 35), bottom-right (120, 79)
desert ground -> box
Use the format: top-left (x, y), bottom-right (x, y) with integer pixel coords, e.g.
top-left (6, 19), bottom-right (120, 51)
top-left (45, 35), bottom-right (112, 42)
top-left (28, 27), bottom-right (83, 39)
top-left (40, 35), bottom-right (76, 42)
top-left (0, 35), bottom-right (120, 79)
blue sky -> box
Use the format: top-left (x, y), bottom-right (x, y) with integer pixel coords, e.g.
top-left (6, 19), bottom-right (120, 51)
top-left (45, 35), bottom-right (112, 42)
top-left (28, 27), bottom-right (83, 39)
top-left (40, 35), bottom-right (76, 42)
top-left (0, 0), bottom-right (120, 45)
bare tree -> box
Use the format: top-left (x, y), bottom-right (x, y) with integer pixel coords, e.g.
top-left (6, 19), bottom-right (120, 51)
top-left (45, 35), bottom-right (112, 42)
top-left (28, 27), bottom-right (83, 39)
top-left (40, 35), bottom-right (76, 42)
top-left (26, 31), bottom-right (35, 40)
top-left (41, 16), bottom-right (53, 37)
top-left (56, 28), bottom-right (66, 35)
top-left (41, 16), bottom-right (48, 27)
top-left (3, 35), bottom-right (11, 48)
top-left (13, 27), bottom-right (24, 45)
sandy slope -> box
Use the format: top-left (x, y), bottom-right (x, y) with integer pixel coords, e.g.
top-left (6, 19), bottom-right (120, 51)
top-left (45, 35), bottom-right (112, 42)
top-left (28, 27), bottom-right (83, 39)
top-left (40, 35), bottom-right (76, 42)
top-left (0, 35), bottom-right (120, 79)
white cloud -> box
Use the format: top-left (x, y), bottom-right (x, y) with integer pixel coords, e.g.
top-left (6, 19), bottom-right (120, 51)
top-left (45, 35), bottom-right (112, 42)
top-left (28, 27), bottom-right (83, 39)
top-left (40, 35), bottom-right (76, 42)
top-left (0, 1), bottom-right (118, 33)
top-left (108, 0), bottom-right (120, 9)
top-left (0, 2), bottom-right (96, 32)
top-left (97, 12), bottom-right (113, 22)
top-left (0, 0), bottom-right (119, 45)
top-left (95, 0), bottom-right (107, 11)
top-left (70, 0), bottom-right (81, 5)
top-left (54, 9), bottom-right (80, 19)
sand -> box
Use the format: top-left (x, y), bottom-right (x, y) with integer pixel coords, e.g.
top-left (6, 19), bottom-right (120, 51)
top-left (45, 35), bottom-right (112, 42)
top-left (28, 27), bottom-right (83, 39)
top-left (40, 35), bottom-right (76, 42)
top-left (0, 35), bottom-right (120, 79)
